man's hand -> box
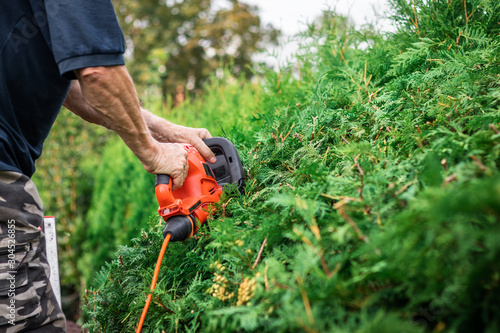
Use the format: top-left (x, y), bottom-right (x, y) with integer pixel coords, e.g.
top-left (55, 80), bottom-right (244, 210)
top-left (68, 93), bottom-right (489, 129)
top-left (65, 66), bottom-right (196, 189)
top-left (143, 142), bottom-right (188, 189)
top-left (143, 111), bottom-right (217, 164)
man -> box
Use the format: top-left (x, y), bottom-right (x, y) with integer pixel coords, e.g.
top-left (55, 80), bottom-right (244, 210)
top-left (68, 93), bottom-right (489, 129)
top-left (0, 0), bottom-right (215, 331)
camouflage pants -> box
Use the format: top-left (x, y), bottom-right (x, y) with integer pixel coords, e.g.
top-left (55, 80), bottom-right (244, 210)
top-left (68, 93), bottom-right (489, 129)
top-left (0, 171), bottom-right (66, 332)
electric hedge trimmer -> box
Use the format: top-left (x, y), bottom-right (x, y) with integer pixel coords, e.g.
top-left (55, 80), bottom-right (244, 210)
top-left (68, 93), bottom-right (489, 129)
top-left (136, 137), bottom-right (244, 332)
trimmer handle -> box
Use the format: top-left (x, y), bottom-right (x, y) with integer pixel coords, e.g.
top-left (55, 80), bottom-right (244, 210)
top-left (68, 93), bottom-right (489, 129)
top-left (154, 174), bottom-right (177, 214)
top-left (155, 174), bottom-right (171, 187)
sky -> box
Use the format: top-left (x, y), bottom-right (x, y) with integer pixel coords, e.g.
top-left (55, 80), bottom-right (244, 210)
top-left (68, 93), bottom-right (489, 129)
top-left (243, 0), bottom-right (392, 36)
top-left (232, 0), bottom-right (393, 68)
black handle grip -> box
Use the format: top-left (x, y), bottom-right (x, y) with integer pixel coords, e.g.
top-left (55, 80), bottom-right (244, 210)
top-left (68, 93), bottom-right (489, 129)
top-left (155, 174), bottom-right (171, 187)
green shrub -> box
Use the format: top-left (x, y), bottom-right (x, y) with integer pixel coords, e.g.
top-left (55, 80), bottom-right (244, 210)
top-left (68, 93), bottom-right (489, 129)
top-left (84, 1), bottom-right (500, 332)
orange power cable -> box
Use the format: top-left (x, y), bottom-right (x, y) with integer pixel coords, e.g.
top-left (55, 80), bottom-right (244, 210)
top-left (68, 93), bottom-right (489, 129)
top-left (136, 233), bottom-right (172, 333)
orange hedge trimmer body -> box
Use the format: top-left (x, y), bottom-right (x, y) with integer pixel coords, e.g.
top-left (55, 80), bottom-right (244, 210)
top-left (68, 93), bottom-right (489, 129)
top-left (154, 137), bottom-right (244, 240)
top-left (155, 144), bottom-right (222, 239)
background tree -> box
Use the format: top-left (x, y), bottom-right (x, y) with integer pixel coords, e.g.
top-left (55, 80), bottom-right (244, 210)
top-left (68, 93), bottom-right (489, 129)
top-left (114, 0), bottom-right (279, 101)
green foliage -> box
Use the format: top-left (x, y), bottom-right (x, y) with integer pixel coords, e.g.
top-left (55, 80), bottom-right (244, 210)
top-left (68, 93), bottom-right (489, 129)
top-left (83, 0), bottom-right (500, 331)
top-left (76, 140), bottom-right (157, 283)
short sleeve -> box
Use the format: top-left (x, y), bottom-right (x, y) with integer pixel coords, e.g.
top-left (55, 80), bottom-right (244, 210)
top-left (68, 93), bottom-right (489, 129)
top-left (44, 0), bottom-right (126, 79)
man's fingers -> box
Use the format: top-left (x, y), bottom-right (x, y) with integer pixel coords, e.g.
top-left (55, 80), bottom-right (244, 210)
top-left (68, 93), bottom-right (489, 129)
top-left (143, 142), bottom-right (190, 190)
top-left (172, 173), bottom-right (184, 190)
top-left (172, 174), bottom-right (184, 190)
top-left (193, 128), bottom-right (216, 163)
top-left (171, 162), bottom-right (188, 190)
top-left (197, 128), bottom-right (212, 140)
top-left (191, 137), bottom-right (216, 164)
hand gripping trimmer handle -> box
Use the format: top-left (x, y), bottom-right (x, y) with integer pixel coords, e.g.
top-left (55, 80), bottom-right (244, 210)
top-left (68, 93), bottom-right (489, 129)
top-left (155, 174), bottom-right (195, 241)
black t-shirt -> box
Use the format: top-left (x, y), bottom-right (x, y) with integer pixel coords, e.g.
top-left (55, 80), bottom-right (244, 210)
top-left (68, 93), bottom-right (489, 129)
top-left (0, 0), bottom-right (125, 177)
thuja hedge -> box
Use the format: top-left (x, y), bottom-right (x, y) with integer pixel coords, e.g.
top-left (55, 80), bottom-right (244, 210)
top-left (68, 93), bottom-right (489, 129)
top-left (83, 1), bottom-right (500, 332)
top-left (75, 73), bottom-right (260, 285)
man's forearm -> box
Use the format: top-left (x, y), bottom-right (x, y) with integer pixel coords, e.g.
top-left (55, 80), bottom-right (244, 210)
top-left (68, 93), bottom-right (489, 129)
top-left (141, 108), bottom-right (172, 142)
top-left (64, 80), bottom-right (109, 127)
top-left (73, 65), bottom-right (158, 171)
top-left (62, 65), bottom-right (192, 188)
top-left (64, 65), bottom-right (216, 169)
top-left (65, 81), bottom-right (163, 134)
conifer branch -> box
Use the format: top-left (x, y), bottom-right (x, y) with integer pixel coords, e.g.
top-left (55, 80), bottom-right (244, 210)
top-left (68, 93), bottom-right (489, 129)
top-left (264, 262), bottom-right (269, 291)
top-left (154, 296), bottom-right (175, 314)
top-left (252, 237), bottom-right (267, 270)
top-left (489, 124), bottom-right (499, 134)
top-left (470, 155), bottom-right (488, 173)
top-left (296, 274), bottom-right (315, 325)
top-left (442, 174), bottom-right (458, 188)
top-left (364, 62), bottom-right (372, 87)
top-left (292, 226), bottom-right (332, 276)
top-left (374, 126), bottom-right (383, 140)
top-left (411, 0), bottom-right (420, 37)
top-left (297, 317), bottom-right (318, 333)
top-left (280, 124), bottom-right (295, 142)
top-left (320, 257), bottom-right (332, 278)
top-left (464, 0), bottom-right (469, 24)
top-left (221, 198), bottom-right (233, 220)
top-left (395, 180), bottom-right (417, 196)
top-left (466, 2), bottom-right (481, 21)
top-left (336, 206), bottom-right (369, 243)
top-left (441, 158), bottom-right (447, 171)
top-left (271, 279), bottom-right (290, 290)
top-left (353, 155), bottom-right (364, 201)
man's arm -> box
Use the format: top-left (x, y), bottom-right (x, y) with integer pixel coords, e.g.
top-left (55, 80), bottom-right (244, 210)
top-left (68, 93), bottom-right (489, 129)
top-left (63, 65), bottom-right (211, 189)
top-left (64, 76), bottom-right (216, 163)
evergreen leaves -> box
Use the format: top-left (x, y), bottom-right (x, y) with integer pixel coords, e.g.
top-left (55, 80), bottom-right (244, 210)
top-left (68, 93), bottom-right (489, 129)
top-left (83, 0), bottom-right (500, 331)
